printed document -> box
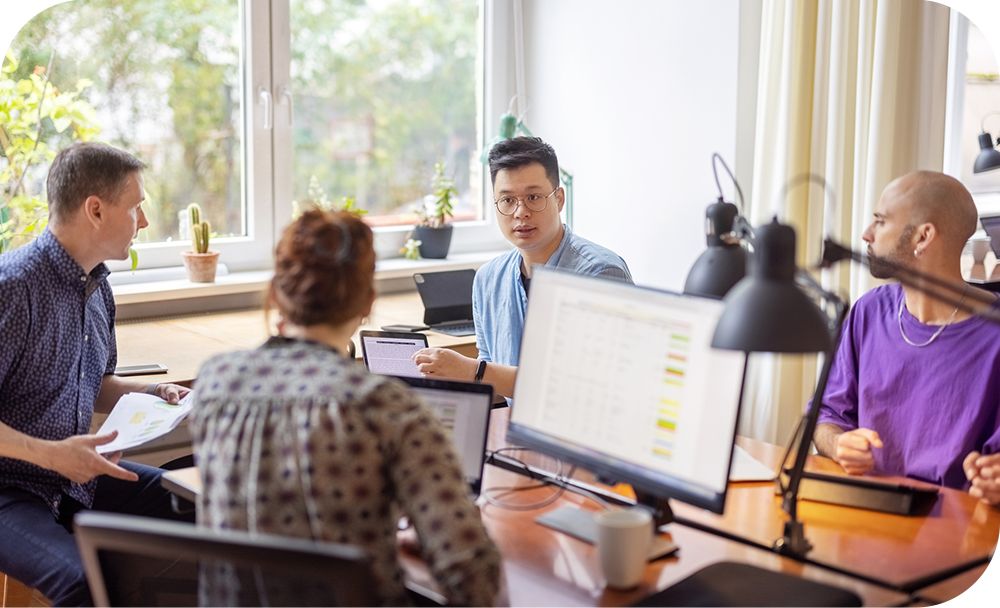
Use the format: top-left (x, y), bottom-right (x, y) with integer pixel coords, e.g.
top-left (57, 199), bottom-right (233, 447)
top-left (95, 392), bottom-right (194, 454)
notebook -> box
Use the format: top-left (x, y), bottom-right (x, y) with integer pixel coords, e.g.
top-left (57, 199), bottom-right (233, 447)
top-left (413, 269), bottom-right (476, 336)
top-left (393, 376), bottom-right (493, 496)
top-left (359, 330), bottom-right (428, 378)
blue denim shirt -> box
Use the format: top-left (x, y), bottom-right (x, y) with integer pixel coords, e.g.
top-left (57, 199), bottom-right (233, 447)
top-left (473, 224), bottom-right (632, 375)
top-left (0, 229), bottom-right (117, 514)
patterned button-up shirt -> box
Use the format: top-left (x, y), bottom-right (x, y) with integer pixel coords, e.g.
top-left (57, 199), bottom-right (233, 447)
top-left (0, 229), bottom-right (117, 514)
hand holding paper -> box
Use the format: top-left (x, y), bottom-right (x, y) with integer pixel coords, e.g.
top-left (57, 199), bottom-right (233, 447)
top-left (95, 391), bottom-right (194, 454)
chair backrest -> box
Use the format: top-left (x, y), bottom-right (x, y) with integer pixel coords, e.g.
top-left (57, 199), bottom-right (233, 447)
top-left (74, 512), bottom-right (380, 607)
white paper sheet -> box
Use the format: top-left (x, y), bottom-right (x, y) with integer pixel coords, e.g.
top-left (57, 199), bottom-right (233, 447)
top-left (95, 391), bottom-right (194, 454)
top-left (730, 444), bottom-right (777, 482)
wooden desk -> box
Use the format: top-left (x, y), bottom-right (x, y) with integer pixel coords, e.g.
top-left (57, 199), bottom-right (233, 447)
top-left (115, 291), bottom-right (477, 385)
top-left (161, 462), bottom-right (907, 606)
top-left (674, 437), bottom-right (1000, 593)
top-left (913, 564), bottom-right (988, 604)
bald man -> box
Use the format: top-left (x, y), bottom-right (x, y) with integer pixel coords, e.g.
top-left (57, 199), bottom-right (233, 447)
top-left (814, 171), bottom-right (1000, 506)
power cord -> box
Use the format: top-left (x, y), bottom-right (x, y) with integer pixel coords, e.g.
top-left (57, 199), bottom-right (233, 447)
top-left (482, 448), bottom-right (615, 512)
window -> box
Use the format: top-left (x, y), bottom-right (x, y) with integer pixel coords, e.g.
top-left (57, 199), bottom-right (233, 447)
top-left (945, 15), bottom-right (1000, 212)
top-left (287, 0), bottom-right (482, 227)
top-left (3, 0), bottom-right (503, 271)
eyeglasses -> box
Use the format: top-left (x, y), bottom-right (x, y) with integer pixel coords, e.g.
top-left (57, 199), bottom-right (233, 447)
top-left (493, 187), bottom-right (559, 216)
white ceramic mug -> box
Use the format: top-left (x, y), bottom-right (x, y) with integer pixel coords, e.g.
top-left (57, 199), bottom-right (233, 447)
top-left (595, 508), bottom-right (652, 589)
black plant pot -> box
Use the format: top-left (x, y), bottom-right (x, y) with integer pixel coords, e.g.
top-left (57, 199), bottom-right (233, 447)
top-left (414, 224), bottom-right (453, 259)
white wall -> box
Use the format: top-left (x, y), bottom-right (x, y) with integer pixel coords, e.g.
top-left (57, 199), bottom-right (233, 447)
top-left (519, 0), bottom-right (741, 289)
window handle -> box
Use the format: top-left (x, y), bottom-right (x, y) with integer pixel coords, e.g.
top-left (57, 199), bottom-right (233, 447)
top-left (279, 85), bottom-right (294, 126)
top-left (258, 86), bottom-right (272, 130)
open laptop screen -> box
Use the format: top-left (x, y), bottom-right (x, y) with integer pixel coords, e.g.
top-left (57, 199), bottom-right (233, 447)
top-left (360, 331), bottom-right (428, 378)
top-left (394, 376), bottom-right (493, 496)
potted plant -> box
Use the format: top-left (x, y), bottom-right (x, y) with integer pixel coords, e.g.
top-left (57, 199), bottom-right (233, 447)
top-left (412, 162), bottom-right (457, 259)
top-left (181, 203), bottom-right (220, 282)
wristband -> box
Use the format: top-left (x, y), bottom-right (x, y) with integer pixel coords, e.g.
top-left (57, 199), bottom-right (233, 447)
top-left (144, 383), bottom-right (160, 396)
top-left (474, 360), bottom-right (488, 383)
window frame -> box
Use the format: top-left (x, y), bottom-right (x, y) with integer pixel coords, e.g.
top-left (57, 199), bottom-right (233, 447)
top-left (102, 0), bottom-right (510, 276)
top-left (943, 11), bottom-right (1000, 213)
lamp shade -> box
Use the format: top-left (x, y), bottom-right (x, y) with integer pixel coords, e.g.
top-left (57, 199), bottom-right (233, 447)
top-left (684, 246), bottom-right (747, 299)
top-left (683, 200), bottom-right (747, 298)
top-left (974, 132), bottom-right (1000, 174)
top-left (711, 219), bottom-right (832, 353)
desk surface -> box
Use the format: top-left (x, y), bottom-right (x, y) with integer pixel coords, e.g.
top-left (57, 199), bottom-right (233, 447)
top-left (115, 291), bottom-right (476, 385)
top-left (913, 563), bottom-right (988, 604)
top-left (162, 459), bottom-right (907, 606)
top-left (677, 438), bottom-right (999, 592)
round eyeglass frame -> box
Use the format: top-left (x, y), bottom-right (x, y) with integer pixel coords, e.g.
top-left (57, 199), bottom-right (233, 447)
top-left (493, 187), bottom-right (559, 216)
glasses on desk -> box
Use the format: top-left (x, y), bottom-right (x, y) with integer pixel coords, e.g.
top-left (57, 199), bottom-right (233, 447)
top-left (494, 187), bottom-right (559, 216)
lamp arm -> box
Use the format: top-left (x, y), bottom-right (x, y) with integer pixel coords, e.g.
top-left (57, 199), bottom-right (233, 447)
top-left (817, 239), bottom-right (1000, 324)
top-left (772, 275), bottom-right (848, 557)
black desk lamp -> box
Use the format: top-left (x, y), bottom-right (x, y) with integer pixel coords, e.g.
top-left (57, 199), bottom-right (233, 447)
top-left (683, 154), bottom-right (753, 298)
top-left (974, 111), bottom-right (1000, 174)
top-left (710, 212), bottom-right (845, 557)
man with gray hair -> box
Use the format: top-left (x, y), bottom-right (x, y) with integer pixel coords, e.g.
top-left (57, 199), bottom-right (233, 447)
top-left (0, 142), bottom-right (191, 604)
top-left (815, 171), bottom-right (1000, 506)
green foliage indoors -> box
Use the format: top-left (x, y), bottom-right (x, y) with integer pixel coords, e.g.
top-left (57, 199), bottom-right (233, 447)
top-left (0, 53), bottom-right (100, 252)
top-left (426, 161), bottom-right (457, 227)
top-left (187, 202), bottom-right (211, 253)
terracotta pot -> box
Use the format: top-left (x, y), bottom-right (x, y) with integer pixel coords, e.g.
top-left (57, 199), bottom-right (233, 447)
top-left (181, 251), bottom-right (221, 283)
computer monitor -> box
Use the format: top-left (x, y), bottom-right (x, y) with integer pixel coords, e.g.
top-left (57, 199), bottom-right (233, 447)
top-left (507, 267), bottom-right (747, 519)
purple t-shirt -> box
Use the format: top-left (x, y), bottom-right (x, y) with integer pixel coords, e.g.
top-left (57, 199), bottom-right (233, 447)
top-left (819, 283), bottom-right (1000, 489)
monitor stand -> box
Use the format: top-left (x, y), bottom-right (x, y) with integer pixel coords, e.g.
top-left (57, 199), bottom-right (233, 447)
top-left (535, 491), bottom-right (679, 561)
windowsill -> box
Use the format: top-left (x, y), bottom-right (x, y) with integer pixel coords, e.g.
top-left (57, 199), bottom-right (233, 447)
top-left (111, 249), bottom-right (510, 307)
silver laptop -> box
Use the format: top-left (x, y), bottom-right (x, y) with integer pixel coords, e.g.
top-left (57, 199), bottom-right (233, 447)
top-left (393, 376), bottom-right (492, 496)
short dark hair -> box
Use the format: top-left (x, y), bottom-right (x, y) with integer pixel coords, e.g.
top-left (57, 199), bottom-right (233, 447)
top-left (46, 142), bottom-right (146, 221)
top-left (488, 136), bottom-right (560, 187)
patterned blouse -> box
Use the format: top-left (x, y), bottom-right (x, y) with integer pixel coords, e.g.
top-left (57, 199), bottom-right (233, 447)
top-left (189, 336), bottom-right (501, 606)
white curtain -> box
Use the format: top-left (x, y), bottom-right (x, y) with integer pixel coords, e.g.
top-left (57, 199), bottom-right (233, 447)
top-left (740, 0), bottom-right (951, 444)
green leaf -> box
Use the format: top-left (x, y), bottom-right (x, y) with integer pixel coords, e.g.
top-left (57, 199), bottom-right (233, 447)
top-left (129, 247), bottom-right (139, 271)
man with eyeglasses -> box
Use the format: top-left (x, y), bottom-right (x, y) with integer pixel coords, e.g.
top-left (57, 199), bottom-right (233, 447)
top-left (413, 136), bottom-right (631, 399)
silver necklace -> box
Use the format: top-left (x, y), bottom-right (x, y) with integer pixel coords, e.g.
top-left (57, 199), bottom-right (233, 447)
top-left (896, 289), bottom-right (966, 347)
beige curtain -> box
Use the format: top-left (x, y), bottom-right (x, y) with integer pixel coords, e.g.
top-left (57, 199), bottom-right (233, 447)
top-left (740, 0), bottom-right (951, 443)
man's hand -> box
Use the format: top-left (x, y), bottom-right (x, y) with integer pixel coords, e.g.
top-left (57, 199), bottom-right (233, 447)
top-left (412, 348), bottom-right (478, 381)
top-left (833, 428), bottom-right (883, 475)
top-left (150, 383), bottom-right (191, 404)
top-left (964, 451), bottom-right (1000, 506)
top-left (38, 431), bottom-right (139, 483)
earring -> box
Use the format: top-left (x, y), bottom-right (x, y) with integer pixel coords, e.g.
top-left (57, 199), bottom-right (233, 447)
top-left (913, 249), bottom-right (920, 258)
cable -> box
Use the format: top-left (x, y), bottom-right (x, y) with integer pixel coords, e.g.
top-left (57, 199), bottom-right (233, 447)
top-left (482, 448), bottom-right (616, 512)
top-left (711, 152), bottom-right (746, 212)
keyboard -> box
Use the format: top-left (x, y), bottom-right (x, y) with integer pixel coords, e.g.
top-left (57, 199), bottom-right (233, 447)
top-left (432, 321), bottom-right (476, 336)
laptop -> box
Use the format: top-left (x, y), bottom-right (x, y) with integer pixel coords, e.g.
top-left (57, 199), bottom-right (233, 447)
top-left (981, 213), bottom-right (1000, 257)
top-left (394, 376), bottom-right (493, 496)
top-left (359, 330), bottom-right (428, 378)
top-left (413, 269), bottom-right (476, 336)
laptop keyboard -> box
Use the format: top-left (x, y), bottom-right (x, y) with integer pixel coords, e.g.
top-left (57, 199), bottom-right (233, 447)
top-left (433, 321), bottom-right (476, 336)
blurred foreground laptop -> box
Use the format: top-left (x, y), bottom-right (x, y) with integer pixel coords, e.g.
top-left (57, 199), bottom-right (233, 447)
top-left (413, 269), bottom-right (476, 336)
top-left (394, 376), bottom-right (492, 496)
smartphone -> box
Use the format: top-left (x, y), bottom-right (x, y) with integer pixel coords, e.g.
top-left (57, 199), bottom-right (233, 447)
top-left (380, 324), bottom-right (429, 332)
top-left (115, 363), bottom-right (169, 376)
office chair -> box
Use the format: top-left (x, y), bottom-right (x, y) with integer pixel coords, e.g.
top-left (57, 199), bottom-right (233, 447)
top-left (74, 512), bottom-right (380, 607)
